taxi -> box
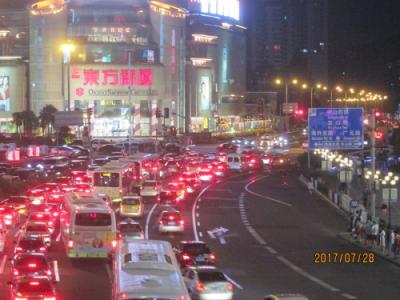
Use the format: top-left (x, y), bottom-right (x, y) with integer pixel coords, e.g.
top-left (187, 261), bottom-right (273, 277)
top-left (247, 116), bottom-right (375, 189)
top-left (119, 195), bottom-right (144, 218)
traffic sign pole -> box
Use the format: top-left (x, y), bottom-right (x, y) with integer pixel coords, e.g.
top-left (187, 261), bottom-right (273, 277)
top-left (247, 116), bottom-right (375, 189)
top-left (370, 109), bottom-right (376, 218)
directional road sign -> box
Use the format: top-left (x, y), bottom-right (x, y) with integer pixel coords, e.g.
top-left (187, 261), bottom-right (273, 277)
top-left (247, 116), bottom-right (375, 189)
top-left (308, 108), bottom-right (364, 150)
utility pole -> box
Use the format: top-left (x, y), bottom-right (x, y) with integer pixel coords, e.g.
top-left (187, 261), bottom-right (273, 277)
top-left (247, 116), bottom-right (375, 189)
top-left (370, 108), bottom-right (376, 219)
top-left (128, 51), bottom-right (133, 155)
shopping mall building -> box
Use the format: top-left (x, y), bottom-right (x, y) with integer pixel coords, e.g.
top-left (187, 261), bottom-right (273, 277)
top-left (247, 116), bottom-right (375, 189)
top-left (0, 0), bottom-right (246, 137)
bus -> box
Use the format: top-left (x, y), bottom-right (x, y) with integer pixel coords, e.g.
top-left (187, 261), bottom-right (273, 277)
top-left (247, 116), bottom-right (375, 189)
top-left (112, 239), bottom-right (190, 300)
top-left (119, 153), bottom-right (159, 182)
top-left (92, 162), bottom-right (132, 202)
top-left (60, 192), bottom-right (117, 258)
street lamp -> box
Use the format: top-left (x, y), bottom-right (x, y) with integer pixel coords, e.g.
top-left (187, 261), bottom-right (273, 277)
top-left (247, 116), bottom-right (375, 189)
top-left (60, 43), bottom-right (76, 111)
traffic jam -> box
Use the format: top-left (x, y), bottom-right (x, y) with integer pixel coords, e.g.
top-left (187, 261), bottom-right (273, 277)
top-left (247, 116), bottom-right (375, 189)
top-left (0, 136), bottom-right (294, 300)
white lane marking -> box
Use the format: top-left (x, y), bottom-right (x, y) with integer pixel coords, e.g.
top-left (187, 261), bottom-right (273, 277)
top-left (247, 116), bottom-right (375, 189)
top-left (245, 178), bottom-right (292, 207)
top-left (224, 273), bottom-right (243, 290)
top-left (199, 232), bottom-right (203, 237)
top-left (341, 293), bottom-right (358, 299)
top-left (56, 232), bottom-right (61, 242)
top-left (238, 193), bottom-right (346, 295)
top-left (192, 184), bottom-right (213, 241)
top-left (276, 255), bottom-right (340, 292)
top-left (105, 264), bottom-right (112, 281)
top-left (0, 255), bottom-right (7, 274)
top-left (239, 194), bottom-right (267, 245)
top-left (265, 246), bottom-right (277, 255)
top-left (53, 260), bottom-right (60, 282)
top-left (145, 203), bottom-right (158, 240)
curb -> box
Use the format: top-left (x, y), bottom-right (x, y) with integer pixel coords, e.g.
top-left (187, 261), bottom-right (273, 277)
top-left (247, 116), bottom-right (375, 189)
top-left (298, 174), bottom-right (349, 220)
top-left (338, 232), bottom-right (400, 268)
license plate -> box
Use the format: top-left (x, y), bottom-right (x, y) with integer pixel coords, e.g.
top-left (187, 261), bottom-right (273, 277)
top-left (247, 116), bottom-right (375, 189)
top-left (168, 222), bottom-right (175, 225)
top-left (196, 256), bottom-right (205, 262)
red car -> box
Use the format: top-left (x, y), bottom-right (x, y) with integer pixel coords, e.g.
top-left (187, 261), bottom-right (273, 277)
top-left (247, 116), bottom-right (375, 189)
top-left (11, 253), bottom-right (53, 280)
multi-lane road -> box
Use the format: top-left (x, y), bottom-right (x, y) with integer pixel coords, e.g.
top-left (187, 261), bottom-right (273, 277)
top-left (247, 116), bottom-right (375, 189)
top-left (1, 156), bottom-right (400, 299)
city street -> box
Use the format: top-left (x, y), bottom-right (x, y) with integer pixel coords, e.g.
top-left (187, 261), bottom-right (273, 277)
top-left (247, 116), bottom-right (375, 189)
top-left (2, 168), bottom-right (400, 300)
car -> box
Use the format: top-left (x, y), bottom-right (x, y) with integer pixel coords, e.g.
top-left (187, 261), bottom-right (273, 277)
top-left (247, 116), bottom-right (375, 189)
top-left (179, 172), bottom-right (201, 194)
top-left (158, 190), bottom-right (179, 210)
top-left (119, 195), bottom-right (144, 218)
top-left (97, 144), bottom-right (124, 155)
top-left (166, 182), bottom-right (186, 201)
top-left (20, 221), bottom-right (52, 247)
top-left (212, 162), bottom-right (229, 177)
top-left (8, 276), bottom-right (57, 300)
top-left (175, 241), bottom-right (216, 268)
top-left (14, 236), bottom-right (48, 255)
top-left (165, 160), bottom-right (181, 174)
top-left (117, 219), bottom-right (144, 240)
top-left (183, 266), bottom-right (233, 300)
top-left (263, 294), bottom-right (309, 300)
top-left (0, 205), bottom-right (21, 226)
top-left (226, 153), bottom-right (249, 173)
top-left (158, 210), bottom-right (184, 233)
top-left (198, 169), bottom-right (215, 183)
top-left (141, 180), bottom-right (160, 197)
top-left (92, 157), bottom-right (110, 166)
top-left (217, 143), bottom-right (238, 153)
top-left (27, 212), bottom-right (55, 234)
top-left (11, 253), bottom-right (53, 280)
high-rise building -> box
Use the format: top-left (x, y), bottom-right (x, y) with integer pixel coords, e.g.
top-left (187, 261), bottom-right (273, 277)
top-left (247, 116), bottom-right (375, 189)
top-left (247, 0), bottom-right (328, 89)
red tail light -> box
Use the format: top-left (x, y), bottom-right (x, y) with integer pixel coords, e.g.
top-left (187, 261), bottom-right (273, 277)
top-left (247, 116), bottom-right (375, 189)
top-left (209, 254), bottom-right (215, 260)
top-left (53, 212), bottom-right (59, 217)
top-left (196, 282), bottom-right (205, 292)
top-left (4, 214), bottom-right (12, 219)
top-left (227, 282), bottom-right (233, 291)
top-left (13, 269), bottom-right (19, 276)
top-left (159, 220), bottom-right (164, 224)
top-left (39, 247), bottom-right (47, 252)
top-left (182, 254), bottom-right (191, 261)
top-left (169, 216), bottom-right (175, 220)
top-left (120, 292), bottom-right (128, 299)
top-left (179, 220), bottom-right (184, 225)
top-left (16, 247), bottom-right (23, 252)
top-left (28, 263), bottom-right (37, 268)
top-left (112, 240), bottom-right (117, 248)
top-left (48, 221), bottom-right (53, 226)
top-left (68, 240), bottom-right (74, 249)
top-left (30, 281), bottom-right (40, 286)
top-left (47, 269), bottom-right (52, 276)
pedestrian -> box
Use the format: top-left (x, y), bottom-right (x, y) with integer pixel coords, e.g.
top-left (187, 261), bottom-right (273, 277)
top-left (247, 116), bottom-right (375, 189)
top-left (371, 221), bottom-right (379, 249)
top-left (380, 228), bottom-right (386, 255)
top-left (389, 229), bottom-right (396, 256)
top-left (307, 180), bottom-right (313, 194)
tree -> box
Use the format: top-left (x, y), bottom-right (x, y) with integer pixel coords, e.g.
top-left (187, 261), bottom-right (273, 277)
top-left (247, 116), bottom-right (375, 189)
top-left (12, 112), bottom-right (23, 138)
top-left (39, 105), bottom-right (58, 137)
top-left (20, 110), bottom-right (38, 136)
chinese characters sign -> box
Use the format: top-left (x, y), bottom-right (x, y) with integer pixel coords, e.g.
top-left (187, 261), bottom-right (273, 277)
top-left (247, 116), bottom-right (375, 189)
top-left (308, 108), bottom-right (364, 150)
top-left (68, 65), bottom-right (160, 100)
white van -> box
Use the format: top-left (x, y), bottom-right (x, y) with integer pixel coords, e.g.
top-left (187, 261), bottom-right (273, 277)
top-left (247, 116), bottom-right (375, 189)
top-left (112, 239), bottom-right (190, 300)
top-left (226, 153), bottom-right (248, 172)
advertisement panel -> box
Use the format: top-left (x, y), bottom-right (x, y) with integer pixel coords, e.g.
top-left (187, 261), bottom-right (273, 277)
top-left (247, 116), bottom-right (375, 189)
top-left (199, 76), bottom-right (210, 111)
top-left (0, 76), bottom-right (10, 112)
top-left (200, 0), bottom-right (240, 21)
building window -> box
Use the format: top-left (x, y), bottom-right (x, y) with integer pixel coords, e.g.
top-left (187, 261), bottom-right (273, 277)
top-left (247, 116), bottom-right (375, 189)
top-left (140, 100), bottom-right (149, 117)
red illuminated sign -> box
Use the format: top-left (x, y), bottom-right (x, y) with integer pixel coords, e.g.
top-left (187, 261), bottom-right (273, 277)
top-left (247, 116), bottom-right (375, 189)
top-left (72, 68), bottom-right (153, 87)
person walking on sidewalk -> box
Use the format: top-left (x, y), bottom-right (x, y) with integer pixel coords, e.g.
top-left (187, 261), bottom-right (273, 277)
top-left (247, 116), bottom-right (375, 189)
top-left (371, 221), bottom-right (379, 249)
top-left (307, 180), bottom-right (313, 194)
top-left (389, 229), bottom-right (395, 256)
top-left (380, 228), bottom-right (386, 255)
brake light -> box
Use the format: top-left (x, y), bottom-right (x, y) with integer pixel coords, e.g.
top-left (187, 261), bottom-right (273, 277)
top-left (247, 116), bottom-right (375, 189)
top-left (4, 214), bottom-right (12, 219)
top-left (53, 212), bottom-right (59, 217)
top-left (30, 281), bottom-right (40, 286)
top-left (179, 220), bottom-right (184, 225)
top-left (48, 221), bottom-right (53, 226)
top-left (15, 247), bottom-right (23, 252)
top-left (209, 253), bottom-right (216, 260)
top-left (44, 297), bottom-right (56, 300)
top-left (227, 282), bottom-right (233, 291)
top-left (169, 216), bottom-right (175, 220)
top-left (68, 240), bottom-right (74, 249)
top-left (13, 269), bottom-right (19, 276)
top-left (179, 177), bottom-right (184, 181)
top-left (120, 292), bottom-right (128, 299)
top-left (182, 254), bottom-right (191, 261)
top-left (112, 240), bottom-right (117, 248)
top-left (47, 269), bottom-right (52, 276)
top-left (39, 247), bottom-right (47, 252)
top-left (196, 282), bottom-right (205, 292)
top-left (28, 263), bottom-right (37, 268)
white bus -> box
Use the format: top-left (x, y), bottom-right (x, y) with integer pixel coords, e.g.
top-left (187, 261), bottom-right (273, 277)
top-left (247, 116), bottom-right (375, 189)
top-left (92, 162), bottom-right (132, 202)
top-left (119, 153), bottom-right (159, 182)
top-left (112, 239), bottom-right (190, 300)
top-left (61, 192), bottom-right (117, 258)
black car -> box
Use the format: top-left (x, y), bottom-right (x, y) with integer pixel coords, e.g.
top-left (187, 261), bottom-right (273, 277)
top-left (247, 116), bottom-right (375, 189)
top-left (175, 241), bottom-right (216, 268)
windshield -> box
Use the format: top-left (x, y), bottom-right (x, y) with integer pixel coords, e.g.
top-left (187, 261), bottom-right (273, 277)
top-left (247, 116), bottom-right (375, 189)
top-left (119, 223), bottom-right (142, 233)
top-left (75, 213), bottom-right (112, 226)
top-left (198, 271), bottom-right (226, 282)
top-left (143, 181), bottom-right (156, 187)
top-left (15, 256), bottom-right (47, 268)
top-left (93, 172), bottom-right (119, 187)
top-left (26, 224), bottom-right (47, 232)
top-left (19, 239), bottom-right (43, 249)
top-left (183, 243), bottom-right (210, 254)
top-left (122, 198), bottom-right (140, 205)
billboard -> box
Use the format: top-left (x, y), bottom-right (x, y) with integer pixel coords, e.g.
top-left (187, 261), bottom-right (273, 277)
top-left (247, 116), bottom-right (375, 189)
top-left (0, 76), bottom-right (10, 112)
top-left (199, 76), bottom-right (210, 111)
top-left (308, 108), bottom-right (364, 150)
top-left (200, 0), bottom-right (240, 21)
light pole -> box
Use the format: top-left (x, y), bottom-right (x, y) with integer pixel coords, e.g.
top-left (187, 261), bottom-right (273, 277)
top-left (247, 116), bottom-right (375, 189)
top-left (275, 78), bottom-right (298, 131)
top-left (381, 174), bottom-right (399, 228)
top-left (127, 50), bottom-right (133, 155)
top-left (60, 43), bottom-right (76, 111)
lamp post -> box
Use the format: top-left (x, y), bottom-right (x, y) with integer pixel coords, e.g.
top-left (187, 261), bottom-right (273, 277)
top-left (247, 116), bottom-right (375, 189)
top-left (60, 43), bottom-right (76, 111)
top-left (127, 50), bottom-right (134, 155)
top-left (381, 174), bottom-right (399, 228)
top-left (275, 78), bottom-right (298, 132)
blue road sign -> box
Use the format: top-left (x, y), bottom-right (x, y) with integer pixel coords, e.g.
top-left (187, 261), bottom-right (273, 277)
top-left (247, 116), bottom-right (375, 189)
top-left (308, 108), bottom-right (364, 150)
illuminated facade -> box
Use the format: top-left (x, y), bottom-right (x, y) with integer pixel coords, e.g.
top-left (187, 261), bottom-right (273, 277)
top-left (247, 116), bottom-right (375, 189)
top-left (30, 0), bottom-right (187, 137)
top-left (185, 0), bottom-right (246, 132)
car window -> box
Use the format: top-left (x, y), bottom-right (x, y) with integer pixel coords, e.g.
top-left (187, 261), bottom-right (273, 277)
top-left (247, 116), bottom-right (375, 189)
top-left (234, 157), bottom-right (240, 162)
top-left (227, 157), bottom-right (233, 162)
top-left (189, 271), bottom-right (195, 280)
top-left (26, 224), bottom-right (47, 232)
top-left (122, 198), bottom-right (140, 205)
top-left (198, 271), bottom-right (226, 282)
top-left (18, 280), bottom-right (52, 293)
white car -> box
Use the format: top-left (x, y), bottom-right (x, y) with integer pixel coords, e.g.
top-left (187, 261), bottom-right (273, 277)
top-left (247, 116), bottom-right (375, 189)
top-left (158, 210), bottom-right (184, 233)
top-left (183, 266), bottom-right (233, 300)
top-left (117, 219), bottom-right (144, 240)
top-left (141, 180), bottom-right (160, 197)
